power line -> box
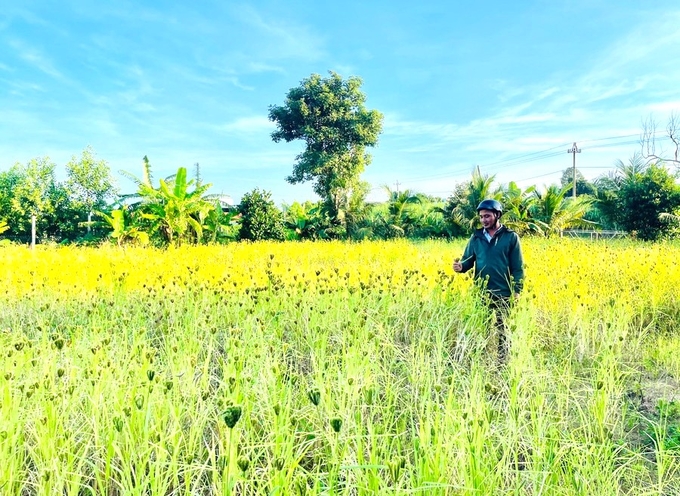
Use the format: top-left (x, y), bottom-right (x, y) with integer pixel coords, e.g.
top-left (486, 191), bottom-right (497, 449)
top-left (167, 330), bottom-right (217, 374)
top-left (515, 168), bottom-right (564, 182)
top-left (586, 139), bottom-right (641, 150)
top-left (372, 131), bottom-right (659, 196)
top-left (567, 142), bottom-right (581, 198)
top-left (386, 134), bottom-right (644, 186)
top-left (476, 142), bottom-right (572, 169)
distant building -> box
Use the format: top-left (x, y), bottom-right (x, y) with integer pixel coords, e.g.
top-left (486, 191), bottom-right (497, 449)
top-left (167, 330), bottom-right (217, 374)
top-left (215, 194), bottom-right (235, 212)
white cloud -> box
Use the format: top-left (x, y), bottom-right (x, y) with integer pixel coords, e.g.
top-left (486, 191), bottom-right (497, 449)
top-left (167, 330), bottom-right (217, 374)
top-left (646, 101), bottom-right (680, 114)
top-left (246, 62), bottom-right (285, 74)
top-left (9, 39), bottom-right (66, 81)
top-left (219, 116), bottom-right (275, 136)
top-left (229, 4), bottom-right (326, 62)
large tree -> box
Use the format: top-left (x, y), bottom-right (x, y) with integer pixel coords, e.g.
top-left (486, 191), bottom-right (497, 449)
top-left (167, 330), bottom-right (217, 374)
top-left (66, 146), bottom-right (117, 235)
top-left (11, 157), bottom-right (57, 247)
top-left (617, 162), bottom-right (680, 241)
top-left (268, 71), bottom-right (383, 231)
top-left (559, 167), bottom-right (596, 196)
top-left (0, 168), bottom-right (22, 233)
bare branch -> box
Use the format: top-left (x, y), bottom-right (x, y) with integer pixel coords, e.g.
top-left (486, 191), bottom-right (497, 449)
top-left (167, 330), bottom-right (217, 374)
top-left (667, 112), bottom-right (679, 164)
top-left (641, 113), bottom-right (680, 167)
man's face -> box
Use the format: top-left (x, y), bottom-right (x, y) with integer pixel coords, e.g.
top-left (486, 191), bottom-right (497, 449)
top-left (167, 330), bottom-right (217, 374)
top-left (478, 209), bottom-right (497, 229)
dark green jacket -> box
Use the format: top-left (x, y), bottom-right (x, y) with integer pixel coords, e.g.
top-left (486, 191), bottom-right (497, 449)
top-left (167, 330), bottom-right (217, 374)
top-left (460, 225), bottom-right (524, 297)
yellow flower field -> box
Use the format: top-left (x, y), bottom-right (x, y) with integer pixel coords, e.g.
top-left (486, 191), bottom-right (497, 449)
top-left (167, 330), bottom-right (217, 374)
top-left (1, 239), bottom-right (679, 495)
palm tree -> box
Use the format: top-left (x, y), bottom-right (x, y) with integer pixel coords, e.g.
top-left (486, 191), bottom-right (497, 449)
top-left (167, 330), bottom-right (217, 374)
top-left (614, 152), bottom-right (647, 186)
top-left (531, 184), bottom-right (595, 236)
top-left (443, 167), bottom-right (501, 233)
top-left (378, 186), bottom-right (421, 238)
top-left (499, 181), bottom-right (542, 235)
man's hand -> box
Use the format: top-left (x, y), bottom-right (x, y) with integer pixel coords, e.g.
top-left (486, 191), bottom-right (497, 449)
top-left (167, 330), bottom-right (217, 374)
top-left (453, 258), bottom-right (463, 273)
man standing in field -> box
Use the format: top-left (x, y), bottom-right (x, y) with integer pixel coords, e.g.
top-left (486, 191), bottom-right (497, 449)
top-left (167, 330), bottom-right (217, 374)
top-left (453, 199), bottom-right (524, 364)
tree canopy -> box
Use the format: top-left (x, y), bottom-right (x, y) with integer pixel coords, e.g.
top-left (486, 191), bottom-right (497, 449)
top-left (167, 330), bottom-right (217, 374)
top-left (268, 71), bottom-right (383, 231)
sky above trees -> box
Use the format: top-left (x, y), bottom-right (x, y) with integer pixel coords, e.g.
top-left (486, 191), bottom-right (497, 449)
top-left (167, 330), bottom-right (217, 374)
top-left (1, 0), bottom-right (679, 204)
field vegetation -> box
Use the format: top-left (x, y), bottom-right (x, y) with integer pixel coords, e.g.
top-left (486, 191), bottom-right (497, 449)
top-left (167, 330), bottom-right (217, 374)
top-left (1, 239), bottom-right (679, 494)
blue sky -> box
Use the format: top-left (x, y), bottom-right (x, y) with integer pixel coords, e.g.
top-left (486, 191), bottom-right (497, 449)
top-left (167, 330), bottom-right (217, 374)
top-left (2, 1), bottom-right (679, 205)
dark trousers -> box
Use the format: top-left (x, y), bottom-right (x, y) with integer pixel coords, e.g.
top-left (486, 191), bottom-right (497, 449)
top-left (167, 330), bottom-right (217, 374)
top-left (484, 293), bottom-right (511, 364)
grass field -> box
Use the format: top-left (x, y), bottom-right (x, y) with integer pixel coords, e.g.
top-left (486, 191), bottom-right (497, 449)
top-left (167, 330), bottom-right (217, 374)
top-left (1, 239), bottom-right (679, 495)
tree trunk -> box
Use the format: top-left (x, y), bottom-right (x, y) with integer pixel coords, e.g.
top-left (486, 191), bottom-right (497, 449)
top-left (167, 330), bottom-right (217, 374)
top-left (31, 214), bottom-right (36, 249)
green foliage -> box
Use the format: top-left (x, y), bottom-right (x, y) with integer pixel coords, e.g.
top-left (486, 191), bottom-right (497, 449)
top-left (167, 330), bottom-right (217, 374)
top-left (283, 201), bottom-right (329, 240)
top-left (238, 189), bottom-right (286, 241)
top-left (530, 184), bottom-right (596, 236)
top-left (66, 147), bottom-right (117, 236)
top-left (0, 168), bottom-right (22, 233)
top-left (344, 180), bottom-right (373, 240)
top-left (121, 159), bottom-right (217, 246)
top-left (442, 167), bottom-right (501, 235)
top-left (0, 160), bottom-right (96, 243)
top-left (96, 207), bottom-right (150, 246)
top-left (269, 71), bottom-right (383, 226)
top-left (41, 182), bottom-right (85, 241)
top-left (372, 187), bottom-right (422, 239)
top-left (9, 157), bottom-right (70, 244)
top-left (593, 155), bottom-right (680, 240)
top-left (641, 400), bottom-right (680, 452)
top-left (593, 154), bottom-right (646, 230)
top-left (499, 182), bottom-right (543, 235)
top-left (11, 157), bottom-right (56, 218)
top-left (203, 201), bottom-right (241, 243)
top-left (66, 147), bottom-right (117, 213)
top-left (560, 167), bottom-right (596, 196)
top-left (439, 169), bottom-right (595, 238)
top-left (617, 163), bottom-right (680, 241)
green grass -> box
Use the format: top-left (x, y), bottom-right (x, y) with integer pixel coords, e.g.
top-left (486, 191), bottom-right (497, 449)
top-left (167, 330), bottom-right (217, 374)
top-left (0, 240), bottom-right (679, 495)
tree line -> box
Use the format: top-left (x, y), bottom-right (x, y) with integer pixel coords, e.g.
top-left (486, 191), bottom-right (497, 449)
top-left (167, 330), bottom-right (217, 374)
top-left (1, 72), bottom-right (679, 245)
top-left (1, 150), bottom-right (679, 246)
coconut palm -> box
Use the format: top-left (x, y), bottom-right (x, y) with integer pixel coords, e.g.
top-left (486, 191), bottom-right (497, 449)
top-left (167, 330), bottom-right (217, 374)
top-left (499, 181), bottom-right (542, 235)
top-left (377, 186), bottom-right (421, 238)
top-left (531, 184), bottom-right (595, 236)
top-left (443, 167), bottom-right (501, 233)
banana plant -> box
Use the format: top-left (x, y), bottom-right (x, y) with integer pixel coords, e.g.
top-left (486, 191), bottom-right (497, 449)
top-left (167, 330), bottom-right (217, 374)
top-left (96, 208), bottom-right (149, 246)
top-left (153, 167), bottom-right (215, 245)
top-left (121, 159), bottom-right (216, 246)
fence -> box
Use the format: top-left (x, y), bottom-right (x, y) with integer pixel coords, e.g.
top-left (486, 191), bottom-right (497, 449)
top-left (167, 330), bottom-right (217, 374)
top-left (561, 230), bottom-right (627, 240)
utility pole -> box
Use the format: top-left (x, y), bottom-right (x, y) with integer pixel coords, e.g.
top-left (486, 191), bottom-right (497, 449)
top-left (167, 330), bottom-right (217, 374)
top-left (394, 180), bottom-right (401, 194)
top-left (567, 142), bottom-right (581, 198)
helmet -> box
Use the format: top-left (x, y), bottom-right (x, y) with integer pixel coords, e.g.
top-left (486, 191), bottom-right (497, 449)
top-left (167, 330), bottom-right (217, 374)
top-left (476, 199), bottom-right (503, 216)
